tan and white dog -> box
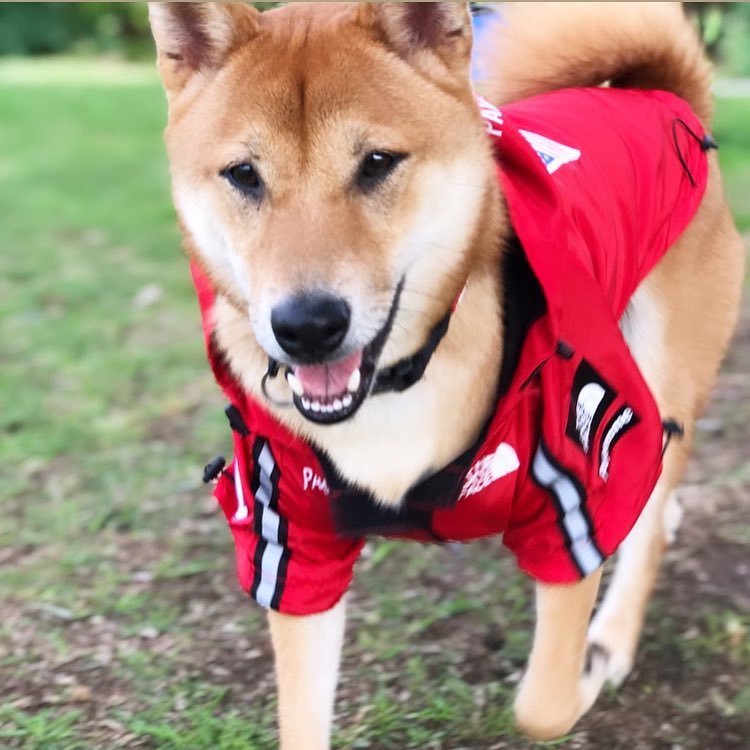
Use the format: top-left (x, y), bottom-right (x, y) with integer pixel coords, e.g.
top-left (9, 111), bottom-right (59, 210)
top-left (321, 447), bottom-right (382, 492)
top-left (149, 2), bottom-right (745, 746)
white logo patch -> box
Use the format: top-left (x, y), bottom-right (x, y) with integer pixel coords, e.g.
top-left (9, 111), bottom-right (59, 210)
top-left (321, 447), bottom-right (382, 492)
top-left (519, 130), bottom-right (581, 174)
top-left (599, 408), bottom-right (635, 481)
top-left (460, 443), bottom-right (520, 500)
top-left (576, 383), bottom-right (607, 454)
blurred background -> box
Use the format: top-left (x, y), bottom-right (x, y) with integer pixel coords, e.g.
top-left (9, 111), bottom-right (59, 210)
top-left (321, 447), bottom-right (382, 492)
top-left (0, 3), bottom-right (748, 750)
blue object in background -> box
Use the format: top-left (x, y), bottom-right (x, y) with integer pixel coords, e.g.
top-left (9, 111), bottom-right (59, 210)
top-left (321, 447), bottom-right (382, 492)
top-left (471, 3), bottom-right (502, 82)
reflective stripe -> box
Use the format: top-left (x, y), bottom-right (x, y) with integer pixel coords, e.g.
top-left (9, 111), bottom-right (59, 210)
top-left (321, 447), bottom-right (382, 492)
top-left (257, 443), bottom-right (280, 544)
top-left (255, 541), bottom-right (284, 610)
top-left (531, 445), bottom-right (604, 576)
top-left (251, 440), bottom-right (287, 610)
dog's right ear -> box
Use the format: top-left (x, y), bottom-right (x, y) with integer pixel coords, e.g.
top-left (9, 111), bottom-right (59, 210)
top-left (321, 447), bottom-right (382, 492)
top-left (148, 2), bottom-right (260, 96)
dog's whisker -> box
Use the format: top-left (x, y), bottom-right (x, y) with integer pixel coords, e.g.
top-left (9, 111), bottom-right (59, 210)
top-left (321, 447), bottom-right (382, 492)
top-left (401, 288), bottom-right (454, 305)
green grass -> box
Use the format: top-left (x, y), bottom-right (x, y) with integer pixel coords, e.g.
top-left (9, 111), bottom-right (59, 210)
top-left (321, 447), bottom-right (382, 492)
top-left (0, 61), bottom-right (240, 748)
top-left (125, 684), bottom-right (277, 750)
top-left (0, 61), bottom-right (229, 586)
top-left (714, 96), bottom-right (750, 230)
top-left (0, 707), bottom-right (88, 750)
top-left (0, 58), bottom-right (748, 750)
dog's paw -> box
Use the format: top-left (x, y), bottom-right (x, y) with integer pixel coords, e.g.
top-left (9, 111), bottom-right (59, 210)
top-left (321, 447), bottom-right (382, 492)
top-left (514, 687), bottom-right (582, 742)
top-left (514, 655), bottom-right (606, 741)
top-left (602, 647), bottom-right (634, 689)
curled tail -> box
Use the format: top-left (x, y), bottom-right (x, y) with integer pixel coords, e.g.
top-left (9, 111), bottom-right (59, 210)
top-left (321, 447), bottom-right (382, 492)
top-left (478, 2), bottom-right (713, 126)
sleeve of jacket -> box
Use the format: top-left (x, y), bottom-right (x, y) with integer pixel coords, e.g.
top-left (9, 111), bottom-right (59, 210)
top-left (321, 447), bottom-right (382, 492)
top-left (213, 431), bottom-right (365, 616)
top-left (502, 348), bottom-right (664, 585)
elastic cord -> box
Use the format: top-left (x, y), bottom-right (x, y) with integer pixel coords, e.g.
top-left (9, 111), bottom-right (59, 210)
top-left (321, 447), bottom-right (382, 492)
top-left (672, 118), bottom-right (718, 188)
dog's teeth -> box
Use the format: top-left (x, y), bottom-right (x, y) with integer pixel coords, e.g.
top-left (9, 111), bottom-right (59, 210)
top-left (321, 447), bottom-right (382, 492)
top-left (324, 404), bottom-right (334, 414)
top-left (311, 401), bottom-right (322, 413)
top-left (333, 399), bottom-right (343, 412)
top-left (287, 372), bottom-right (304, 397)
top-left (301, 398), bottom-right (311, 411)
top-left (347, 369), bottom-right (361, 394)
top-left (342, 394), bottom-right (353, 408)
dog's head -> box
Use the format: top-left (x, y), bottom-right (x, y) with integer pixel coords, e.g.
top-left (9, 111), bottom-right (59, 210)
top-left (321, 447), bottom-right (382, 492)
top-left (150, 2), bottom-right (500, 426)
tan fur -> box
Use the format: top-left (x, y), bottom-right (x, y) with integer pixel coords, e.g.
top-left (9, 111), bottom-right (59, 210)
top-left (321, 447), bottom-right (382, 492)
top-left (152, 1), bottom-right (505, 503)
top-left (269, 602), bottom-right (347, 750)
top-left (479, 2), bottom-right (714, 124)
top-left (150, 2), bottom-right (745, 745)
top-left (515, 571), bottom-right (603, 740)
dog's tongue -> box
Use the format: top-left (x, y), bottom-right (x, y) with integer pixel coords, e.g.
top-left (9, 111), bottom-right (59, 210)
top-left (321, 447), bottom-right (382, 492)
top-left (294, 352), bottom-right (363, 400)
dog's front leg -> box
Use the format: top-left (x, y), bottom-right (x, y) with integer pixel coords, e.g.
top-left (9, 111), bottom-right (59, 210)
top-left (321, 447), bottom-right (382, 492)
top-left (514, 571), bottom-right (603, 741)
top-left (269, 599), bottom-right (346, 750)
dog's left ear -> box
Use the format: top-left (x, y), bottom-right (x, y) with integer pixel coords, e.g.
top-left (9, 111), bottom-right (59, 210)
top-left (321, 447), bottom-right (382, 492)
top-left (360, 2), bottom-right (473, 71)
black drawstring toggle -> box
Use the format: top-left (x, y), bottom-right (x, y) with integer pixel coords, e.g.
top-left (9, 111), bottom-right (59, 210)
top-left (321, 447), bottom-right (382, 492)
top-left (203, 455), bottom-right (227, 484)
top-left (701, 134), bottom-right (719, 152)
top-left (672, 118), bottom-right (719, 188)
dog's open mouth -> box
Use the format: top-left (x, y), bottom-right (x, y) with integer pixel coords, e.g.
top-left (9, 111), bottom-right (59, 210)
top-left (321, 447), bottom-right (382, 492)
top-left (285, 347), bottom-right (375, 425)
top-left (283, 282), bottom-right (404, 426)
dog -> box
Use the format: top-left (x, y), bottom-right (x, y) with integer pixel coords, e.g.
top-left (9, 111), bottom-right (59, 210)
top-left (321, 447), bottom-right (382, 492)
top-left (149, 2), bottom-right (745, 746)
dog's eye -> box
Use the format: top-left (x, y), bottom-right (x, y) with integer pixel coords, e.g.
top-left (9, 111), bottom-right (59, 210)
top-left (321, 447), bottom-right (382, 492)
top-left (223, 163), bottom-right (263, 198)
top-left (357, 151), bottom-right (405, 190)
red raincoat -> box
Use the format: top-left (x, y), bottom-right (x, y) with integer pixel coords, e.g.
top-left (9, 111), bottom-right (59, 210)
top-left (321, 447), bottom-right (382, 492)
top-left (193, 88), bottom-right (709, 615)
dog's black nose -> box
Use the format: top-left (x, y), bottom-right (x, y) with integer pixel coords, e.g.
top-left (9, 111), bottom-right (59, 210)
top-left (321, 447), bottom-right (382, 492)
top-left (271, 293), bottom-right (351, 360)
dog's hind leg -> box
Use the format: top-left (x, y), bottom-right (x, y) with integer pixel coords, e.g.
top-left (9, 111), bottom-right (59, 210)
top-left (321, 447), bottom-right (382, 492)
top-left (587, 465), bottom-right (687, 688)
top-left (586, 280), bottom-right (691, 689)
top-left (586, 174), bottom-right (745, 691)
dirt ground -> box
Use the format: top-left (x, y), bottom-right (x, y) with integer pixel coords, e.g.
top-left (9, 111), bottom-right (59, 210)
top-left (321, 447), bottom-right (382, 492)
top-left (2, 300), bottom-right (748, 750)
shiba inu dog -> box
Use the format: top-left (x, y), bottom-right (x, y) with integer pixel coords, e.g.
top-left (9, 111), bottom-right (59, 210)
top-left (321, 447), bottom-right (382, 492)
top-left (149, 2), bottom-right (745, 746)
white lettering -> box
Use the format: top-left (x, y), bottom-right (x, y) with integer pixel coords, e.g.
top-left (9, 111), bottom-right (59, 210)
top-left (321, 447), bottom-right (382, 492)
top-left (302, 467), bottom-right (330, 495)
top-left (478, 95), bottom-right (504, 138)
